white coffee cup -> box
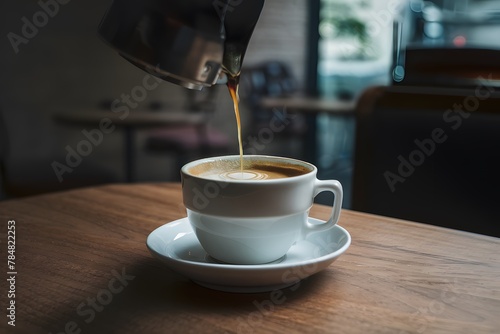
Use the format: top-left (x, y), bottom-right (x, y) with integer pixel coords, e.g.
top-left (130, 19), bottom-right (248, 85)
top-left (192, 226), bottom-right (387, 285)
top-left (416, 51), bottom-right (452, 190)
top-left (181, 155), bottom-right (343, 264)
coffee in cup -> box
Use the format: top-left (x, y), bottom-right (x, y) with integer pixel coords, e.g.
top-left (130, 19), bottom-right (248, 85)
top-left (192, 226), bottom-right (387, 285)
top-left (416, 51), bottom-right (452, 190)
top-left (186, 159), bottom-right (310, 181)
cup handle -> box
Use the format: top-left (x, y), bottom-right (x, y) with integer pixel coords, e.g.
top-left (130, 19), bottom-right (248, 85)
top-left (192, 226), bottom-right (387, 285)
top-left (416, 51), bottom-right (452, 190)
top-left (305, 179), bottom-right (343, 232)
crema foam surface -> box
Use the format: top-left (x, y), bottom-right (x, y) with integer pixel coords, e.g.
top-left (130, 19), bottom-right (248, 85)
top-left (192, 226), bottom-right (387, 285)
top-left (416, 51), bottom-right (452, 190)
top-left (188, 160), bottom-right (311, 181)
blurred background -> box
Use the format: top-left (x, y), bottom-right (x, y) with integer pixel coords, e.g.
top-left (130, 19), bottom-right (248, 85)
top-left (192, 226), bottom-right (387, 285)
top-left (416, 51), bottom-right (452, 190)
top-left (0, 0), bottom-right (310, 195)
top-left (1, 0), bottom-right (499, 236)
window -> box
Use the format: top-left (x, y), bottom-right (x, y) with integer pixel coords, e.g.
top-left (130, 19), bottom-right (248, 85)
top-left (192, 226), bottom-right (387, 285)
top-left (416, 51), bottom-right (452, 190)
top-left (317, 0), bottom-right (402, 99)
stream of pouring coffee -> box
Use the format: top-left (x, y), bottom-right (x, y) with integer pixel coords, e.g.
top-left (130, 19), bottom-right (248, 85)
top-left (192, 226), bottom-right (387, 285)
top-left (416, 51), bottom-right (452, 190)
top-left (227, 75), bottom-right (244, 171)
top-left (219, 0), bottom-right (265, 172)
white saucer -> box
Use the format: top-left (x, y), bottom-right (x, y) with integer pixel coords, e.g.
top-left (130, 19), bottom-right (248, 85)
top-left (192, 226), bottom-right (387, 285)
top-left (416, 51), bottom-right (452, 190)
top-left (146, 217), bottom-right (351, 293)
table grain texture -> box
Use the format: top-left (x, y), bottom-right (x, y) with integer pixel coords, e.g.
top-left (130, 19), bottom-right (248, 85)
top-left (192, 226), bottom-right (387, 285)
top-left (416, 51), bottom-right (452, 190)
top-left (0, 183), bottom-right (499, 334)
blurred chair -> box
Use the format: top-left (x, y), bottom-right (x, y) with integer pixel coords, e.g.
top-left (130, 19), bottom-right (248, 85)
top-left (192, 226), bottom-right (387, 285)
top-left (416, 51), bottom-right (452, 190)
top-left (0, 106), bottom-right (117, 199)
top-left (144, 87), bottom-right (230, 180)
top-left (352, 85), bottom-right (500, 237)
top-left (239, 61), bottom-right (307, 141)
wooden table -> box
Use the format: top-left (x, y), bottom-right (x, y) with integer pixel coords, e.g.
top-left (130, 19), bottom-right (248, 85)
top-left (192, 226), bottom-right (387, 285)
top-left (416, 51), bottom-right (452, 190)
top-left (54, 110), bottom-right (205, 182)
top-left (1, 183), bottom-right (499, 333)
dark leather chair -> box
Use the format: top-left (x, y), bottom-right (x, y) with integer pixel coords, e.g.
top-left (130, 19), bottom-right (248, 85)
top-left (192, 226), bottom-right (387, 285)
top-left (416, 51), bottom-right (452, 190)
top-left (352, 85), bottom-right (500, 237)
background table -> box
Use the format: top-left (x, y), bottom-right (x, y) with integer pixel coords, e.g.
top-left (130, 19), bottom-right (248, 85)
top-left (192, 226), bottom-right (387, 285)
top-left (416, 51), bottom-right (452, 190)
top-left (54, 110), bottom-right (205, 182)
top-left (259, 96), bottom-right (356, 166)
top-left (0, 183), bottom-right (499, 333)
top-left (259, 96), bottom-right (356, 115)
